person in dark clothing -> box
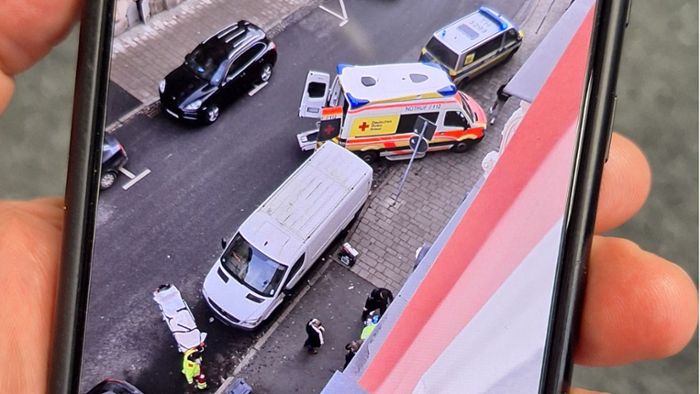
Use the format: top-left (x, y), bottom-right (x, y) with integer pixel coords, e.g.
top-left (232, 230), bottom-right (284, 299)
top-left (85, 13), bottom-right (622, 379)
top-left (343, 340), bottom-right (363, 370)
top-left (303, 318), bottom-right (325, 354)
top-left (361, 288), bottom-right (394, 321)
top-left (488, 81), bottom-right (512, 125)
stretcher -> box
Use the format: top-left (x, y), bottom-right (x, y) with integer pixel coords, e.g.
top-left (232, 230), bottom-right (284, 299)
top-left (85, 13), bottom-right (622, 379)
top-left (153, 284), bottom-right (207, 353)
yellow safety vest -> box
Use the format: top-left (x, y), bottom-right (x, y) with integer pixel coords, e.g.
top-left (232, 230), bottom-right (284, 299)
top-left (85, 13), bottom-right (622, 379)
top-left (182, 349), bottom-right (201, 384)
top-left (361, 323), bottom-right (376, 340)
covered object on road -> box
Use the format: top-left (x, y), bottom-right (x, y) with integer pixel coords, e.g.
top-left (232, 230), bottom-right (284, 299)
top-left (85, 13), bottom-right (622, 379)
top-left (322, 1), bottom-right (596, 393)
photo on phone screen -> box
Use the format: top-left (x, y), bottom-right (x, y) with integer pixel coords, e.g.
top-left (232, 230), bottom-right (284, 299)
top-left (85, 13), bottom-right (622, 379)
top-left (81, 0), bottom-right (599, 392)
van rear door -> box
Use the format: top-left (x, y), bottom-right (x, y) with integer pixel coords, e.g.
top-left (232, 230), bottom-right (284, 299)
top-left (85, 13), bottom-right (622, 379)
top-left (299, 71), bottom-right (331, 118)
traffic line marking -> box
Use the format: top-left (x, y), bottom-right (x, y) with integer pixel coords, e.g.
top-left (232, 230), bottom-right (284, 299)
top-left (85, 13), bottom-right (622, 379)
top-left (119, 167), bottom-right (151, 190)
top-left (248, 82), bottom-right (269, 97)
top-left (320, 0), bottom-right (349, 27)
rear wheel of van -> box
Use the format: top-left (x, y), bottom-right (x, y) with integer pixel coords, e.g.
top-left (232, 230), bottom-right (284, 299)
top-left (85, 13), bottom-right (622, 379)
top-left (358, 150), bottom-right (378, 164)
top-left (452, 139), bottom-right (478, 153)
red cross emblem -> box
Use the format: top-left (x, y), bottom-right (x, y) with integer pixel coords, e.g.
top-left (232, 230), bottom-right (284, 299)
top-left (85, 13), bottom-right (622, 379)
top-left (358, 122), bottom-right (370, 132)
top-left (323, 123), bottom-right (335, 135)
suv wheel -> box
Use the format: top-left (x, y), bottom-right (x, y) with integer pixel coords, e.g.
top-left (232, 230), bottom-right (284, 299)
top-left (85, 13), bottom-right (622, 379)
top-left (259, 64), bottom-right (273, 83)
top-left (203, 106), bottom-right (220, 125)
top-left (100, 170), bottom-right (118, 190)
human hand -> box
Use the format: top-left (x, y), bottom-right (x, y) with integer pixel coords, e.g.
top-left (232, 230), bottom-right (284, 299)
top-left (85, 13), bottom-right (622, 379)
top-left (0, 0), bottom-right (80, 393)
top-left (0, 1), bottom-right (696, 394)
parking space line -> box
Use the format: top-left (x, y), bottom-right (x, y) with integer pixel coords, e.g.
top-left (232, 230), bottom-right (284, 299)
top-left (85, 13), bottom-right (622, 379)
top-left (320, 0), bottom-right (349, 27)
top-left (119, 167), bottom-right (151, 190)
top-left (248, 82), bottom-right (269, 97)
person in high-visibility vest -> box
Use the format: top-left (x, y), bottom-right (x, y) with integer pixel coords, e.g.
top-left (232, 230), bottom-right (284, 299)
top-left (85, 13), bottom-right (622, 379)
top-left (361, 313), bottom-right (380, 340)
top-left (182, 347), bottom-right (203, 386)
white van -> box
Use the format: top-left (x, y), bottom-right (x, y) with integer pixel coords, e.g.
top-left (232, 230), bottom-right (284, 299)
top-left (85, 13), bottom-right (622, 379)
top-left (202, 142), bottom-right (373, 329)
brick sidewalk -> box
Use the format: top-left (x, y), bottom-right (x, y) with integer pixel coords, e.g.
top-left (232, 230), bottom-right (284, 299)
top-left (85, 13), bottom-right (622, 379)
top-left (110, 0), bottom-right (319, 105)
top-left (345, 0), bottom-right (571, 294)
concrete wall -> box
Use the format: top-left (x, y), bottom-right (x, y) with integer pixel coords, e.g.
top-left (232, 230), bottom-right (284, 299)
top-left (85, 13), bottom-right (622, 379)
top-left (113, 0), bottom-right (189, 36)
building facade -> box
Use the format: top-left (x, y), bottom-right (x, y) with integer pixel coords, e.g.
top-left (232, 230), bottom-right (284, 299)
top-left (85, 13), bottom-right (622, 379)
top-left (113, 0), bottom-right (189, 36)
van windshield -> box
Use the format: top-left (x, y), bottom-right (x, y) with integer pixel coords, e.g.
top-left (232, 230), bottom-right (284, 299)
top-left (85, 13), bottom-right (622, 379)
top-left (425, 37), bottom-right (459, 69)
top-left (221, 233), bottom-right (288, 297)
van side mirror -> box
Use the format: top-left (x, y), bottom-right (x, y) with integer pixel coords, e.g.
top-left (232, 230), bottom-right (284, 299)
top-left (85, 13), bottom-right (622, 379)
top-left (221, 238), bottom-right (227, 250)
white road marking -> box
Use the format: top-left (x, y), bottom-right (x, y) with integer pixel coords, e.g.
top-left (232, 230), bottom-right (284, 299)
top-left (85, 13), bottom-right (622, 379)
top-left (119, 167), bottom-right (137, 179)
top-left (119, 167), bottom-right (151, 190)
top-left (319, 0), bottom-right (349, 27)
top-left (248, 82), bottom-right (269, 97)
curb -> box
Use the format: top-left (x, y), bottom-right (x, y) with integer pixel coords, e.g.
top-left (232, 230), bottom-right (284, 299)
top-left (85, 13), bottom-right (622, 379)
top-left (106, 97), bottom-right (160, 134)
top-left (230, 258), bottom-right (333, 378)
top-left (334, 160), bottom-right (403, 261)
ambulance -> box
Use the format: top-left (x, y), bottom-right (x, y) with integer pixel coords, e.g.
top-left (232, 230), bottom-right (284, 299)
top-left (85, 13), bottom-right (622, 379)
top-left (297, 63), bottom-right (487, 163)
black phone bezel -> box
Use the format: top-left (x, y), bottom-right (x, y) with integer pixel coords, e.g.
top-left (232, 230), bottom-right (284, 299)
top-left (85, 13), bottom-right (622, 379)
top-left (49, 1), bottom-right (630, 393)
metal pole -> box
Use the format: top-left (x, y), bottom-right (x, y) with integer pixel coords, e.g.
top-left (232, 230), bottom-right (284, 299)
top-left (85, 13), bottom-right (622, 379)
top-left (393, 122), bottom-right (427, 204)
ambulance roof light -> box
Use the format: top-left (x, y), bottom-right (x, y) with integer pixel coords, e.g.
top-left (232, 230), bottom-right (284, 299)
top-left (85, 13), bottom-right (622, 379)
top-left (346, 92), bottom-right (370, 109)
top-left (438, 84), bottom-right (458, 97)
top-left (479, 6), bottom-right (508, 31)
top-left (337, 63), bottom-right (352, 75)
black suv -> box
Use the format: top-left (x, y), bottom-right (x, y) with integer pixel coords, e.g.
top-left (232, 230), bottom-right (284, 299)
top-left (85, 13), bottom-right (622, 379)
top-left (159, 21), bottom-right (277, 124)
top-left (101, 134), bottom-right (128, 190)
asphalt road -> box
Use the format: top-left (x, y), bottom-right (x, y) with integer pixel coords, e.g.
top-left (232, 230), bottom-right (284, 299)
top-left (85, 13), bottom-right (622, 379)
top-left (81, 0), bottom-right (531, 392)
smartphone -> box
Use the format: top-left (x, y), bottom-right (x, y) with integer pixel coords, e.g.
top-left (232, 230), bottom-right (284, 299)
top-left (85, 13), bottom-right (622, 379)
top-left (51, 0), bottom-right (630, 393)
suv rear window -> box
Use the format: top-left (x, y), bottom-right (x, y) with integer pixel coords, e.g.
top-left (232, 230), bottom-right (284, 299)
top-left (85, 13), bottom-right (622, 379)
top-left (425, 37), bottom-right (459, 69)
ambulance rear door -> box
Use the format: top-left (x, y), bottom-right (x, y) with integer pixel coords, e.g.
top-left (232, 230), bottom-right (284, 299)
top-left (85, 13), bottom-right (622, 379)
top-left (299, 71), bottom-right (331, 118)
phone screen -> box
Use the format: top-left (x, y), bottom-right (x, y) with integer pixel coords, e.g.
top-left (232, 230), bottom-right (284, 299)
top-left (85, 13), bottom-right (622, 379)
top-left (82, 0), bottom-right (598, 392)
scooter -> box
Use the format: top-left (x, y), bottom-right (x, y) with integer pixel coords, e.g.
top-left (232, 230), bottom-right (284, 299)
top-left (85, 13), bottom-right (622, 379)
top-left (153, 284), bottom-right (207, 353)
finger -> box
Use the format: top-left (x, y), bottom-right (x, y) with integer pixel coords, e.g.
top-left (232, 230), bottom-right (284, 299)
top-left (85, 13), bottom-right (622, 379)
top-left (575, 236), bottom-right (698, 366)
top-left (0, 0), bottom-right (82, 75)
top-left (0, 200), bottom-right (64, 394)
top-left (0, 0), bottom-right (82, 113)
top-left (14, 198), bottom-right (64, 230)
top-left (595, 133), bottom-right (652, 233)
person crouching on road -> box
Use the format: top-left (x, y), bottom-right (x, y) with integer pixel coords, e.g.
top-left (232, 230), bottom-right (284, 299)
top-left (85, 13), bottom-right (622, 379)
top-left (304, 318), bottom-right (325, 354)
top-left (182, 345), bottom-right (206, 389)
top-left (361, 288), bottom-right (394, 321)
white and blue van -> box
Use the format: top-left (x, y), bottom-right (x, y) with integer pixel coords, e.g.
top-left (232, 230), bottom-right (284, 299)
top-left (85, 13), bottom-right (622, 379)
top-left (420, 7), bottom-right (523, 84)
